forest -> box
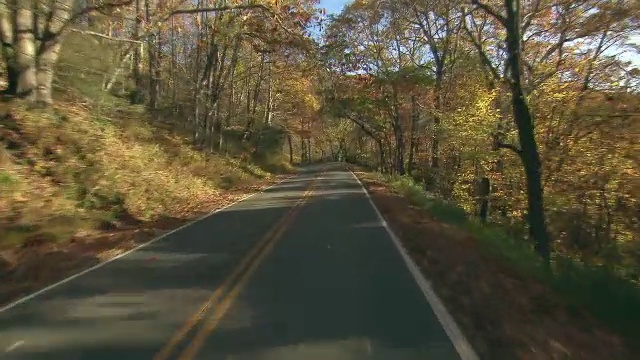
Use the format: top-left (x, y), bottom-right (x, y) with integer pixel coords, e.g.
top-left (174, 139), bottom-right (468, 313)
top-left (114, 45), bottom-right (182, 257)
top-left (0, 0), bottom-right (639, 357)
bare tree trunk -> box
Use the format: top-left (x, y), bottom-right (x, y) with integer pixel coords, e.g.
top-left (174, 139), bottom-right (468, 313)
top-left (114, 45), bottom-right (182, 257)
top-left (221, 67), bottom-right (235, 152)
top-left (431, 62), bottom-right (443, 170)
top-left (104, 45), bottom-right (135, 91)
top-left (264, 56), bottom-right (273, 125)
top-left (504, 0), bottom-right (551, 263)
top-left (133, 0), bottom-right (142, 90)
top-left (170, 0), bottom-right (176, 106)
top-left (377, 138), bottom-right (385, 173)
top-left (34, 40), bottom-right (62, 105)
top-left (300, 135), bottom-right (306, 163)
top-left (2, 60), bottom-right (19, 94)
top-left (244, 51), bottom-right (265, 140)
top-left (478, 177), bottom-right (490, 223)
top-left (145, 0), bottom-right (159, 110)
top-left (192, 0), bottom-right (205, 145)
top-left (408, 94), bottom-right (419, 175)
top-left (391, 86), bottom-right (405, 175)
top-left (0, 1), bottom-right (17, 94)
top-left (287, 133), bottom-right (293, 164)
top-left (243, 75), bottom-right (251, 137)
top-left (15, 3), bottom-right (37, 98)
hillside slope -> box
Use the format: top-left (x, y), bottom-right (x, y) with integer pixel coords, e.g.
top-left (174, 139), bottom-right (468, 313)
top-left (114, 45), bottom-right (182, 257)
top-left (0, 96), bottom-right (291, 305)
top-left (352, 169), bottom-right (639, 359)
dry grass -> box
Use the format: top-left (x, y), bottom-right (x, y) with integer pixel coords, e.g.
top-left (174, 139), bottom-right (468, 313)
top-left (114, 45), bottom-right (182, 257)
top-left (0, 99), bottom-right (289, 305)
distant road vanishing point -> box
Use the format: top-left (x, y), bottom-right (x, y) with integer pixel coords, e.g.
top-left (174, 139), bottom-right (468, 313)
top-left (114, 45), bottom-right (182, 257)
top-left (0, 163), bottom-right (477, 360)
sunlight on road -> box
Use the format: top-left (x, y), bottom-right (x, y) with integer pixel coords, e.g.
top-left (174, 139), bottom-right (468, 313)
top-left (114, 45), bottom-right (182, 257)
top-left (219, 337), bottom-right (454, 360)
top-left (225, 194), bottom-right (302, 212)
top-left (1, 289), bottom-right (215, 353)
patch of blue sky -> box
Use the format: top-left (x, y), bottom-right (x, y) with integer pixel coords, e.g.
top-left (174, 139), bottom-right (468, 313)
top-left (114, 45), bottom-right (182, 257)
top-left (314, 0), bottom-right (638, 68)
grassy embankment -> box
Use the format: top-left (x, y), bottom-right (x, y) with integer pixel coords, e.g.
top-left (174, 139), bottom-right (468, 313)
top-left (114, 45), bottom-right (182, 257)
top-left (354, 169), bottom-right (639, 359)
top-left (0, 33), bottom-right (294, 304)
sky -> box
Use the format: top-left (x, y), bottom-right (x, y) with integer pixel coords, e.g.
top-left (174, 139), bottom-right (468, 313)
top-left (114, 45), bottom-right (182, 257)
top-left (319, 0), bottom-right (351, 14)
top-left (316, 0), bottom-right (638, 67)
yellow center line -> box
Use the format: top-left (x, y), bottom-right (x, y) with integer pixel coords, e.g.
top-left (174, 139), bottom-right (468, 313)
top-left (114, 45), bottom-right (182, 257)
top-left (175, 174), bottom-right (322, 360)
top-left (152, 214), bottom-right (288, 360)
top-left (152, 174), bottom-right (321, 360)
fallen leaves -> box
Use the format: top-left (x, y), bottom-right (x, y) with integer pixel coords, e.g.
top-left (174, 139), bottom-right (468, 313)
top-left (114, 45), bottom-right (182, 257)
top-left (357, 172), bottom-right (630, 360)
top-left (0, 175), bottom-right (285, 307)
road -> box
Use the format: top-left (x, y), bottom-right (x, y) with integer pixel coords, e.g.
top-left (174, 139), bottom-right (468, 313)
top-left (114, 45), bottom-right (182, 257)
top-left (0, 164), bottom-right (469, 360)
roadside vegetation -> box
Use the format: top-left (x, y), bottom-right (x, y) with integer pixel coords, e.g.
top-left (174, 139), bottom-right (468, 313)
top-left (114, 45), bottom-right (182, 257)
top-left (1, 0), bottom-right (639, 358)
top-left (321, 0), bottom-right (639, 358)
top-left (355, 170), bottom-right (638, 358)
top-left (0, 0), bottom-right (319, 303)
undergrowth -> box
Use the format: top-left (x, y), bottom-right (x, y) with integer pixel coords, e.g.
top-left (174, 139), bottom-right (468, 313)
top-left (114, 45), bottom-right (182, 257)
top-left (0, 100), bottom-right (281, 249)
top-left (378, 173), bottom-right (640, 347)
top-left (0, 31), bottom-right (296, 249)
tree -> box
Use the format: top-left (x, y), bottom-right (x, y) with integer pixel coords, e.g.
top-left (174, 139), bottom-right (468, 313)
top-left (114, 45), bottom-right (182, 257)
top-left (399, 0), bottom-right (464, 178)
top-left (0, 0), bottom-right (131, 104)
top-left (467, 0), bottom-right (639, 263)
top-left (0, 0), bottom-right (311, 106)
top-left (318, 0), bottom-right (638, 268)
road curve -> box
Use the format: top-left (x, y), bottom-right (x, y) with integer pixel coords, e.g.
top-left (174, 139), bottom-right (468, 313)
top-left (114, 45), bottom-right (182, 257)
top-left (0, 163), bottom-right (468, 360)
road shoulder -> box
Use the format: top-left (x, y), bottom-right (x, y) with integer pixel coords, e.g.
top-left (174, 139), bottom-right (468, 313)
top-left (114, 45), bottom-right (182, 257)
top-left (351, 169), bottom-right (630, 360)
top-left (0, 174), bottom-right (291, 310)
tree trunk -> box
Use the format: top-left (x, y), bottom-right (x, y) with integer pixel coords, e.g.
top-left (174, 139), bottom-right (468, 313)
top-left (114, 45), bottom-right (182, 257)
top-left (431, 62), bottom-right (444, 170)
top-left (287, 134), bottom-right (293, 164)
top-left (15, 4), bottom-right (37, 98)
top-left (243, 75), bottom-right (252, 139)
top-left (515, 96), bottom-right (551, 262)
top-left (408, 94), bottom-right (419, 175)
top-left (244, 51), bottom-right (265, 140)
top-left (8, 0), bottom-right (71, 104)
top-left (192, 0), bottom-right (206, 145)
top-left (505, 0), bottom-right (551, 263)
top-left (0, 2), bottom-right (15, 94)
top-left (377, 139), bottom-right (385, 173)
top-left (170, 0), bottom-right (176, 105)
top-left (133, 0), bottom-right (142, 89)
top-left (34, 40), bottom-right (62, 105)
top-left (145, 0), bottom-right (159, 110)
top-left (264, 57), bottom-right (273, 125)
top-left (391, 87), bottom-right (405, 175)
top-left (478, 177), bottom-right (490, 223)
top-left (104, 47), bottom-right (135, 91)
top-left (2, 58), bottom-right (18, 94)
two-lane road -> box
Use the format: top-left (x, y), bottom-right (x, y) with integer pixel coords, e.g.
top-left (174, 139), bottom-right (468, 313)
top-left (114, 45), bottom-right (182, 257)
top-left (0, 164), bottom-right (474, 360)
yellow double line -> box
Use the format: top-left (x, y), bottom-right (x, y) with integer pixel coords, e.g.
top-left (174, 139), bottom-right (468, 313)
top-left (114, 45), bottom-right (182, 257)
top-left (153, 174), bottom-right (322, 360)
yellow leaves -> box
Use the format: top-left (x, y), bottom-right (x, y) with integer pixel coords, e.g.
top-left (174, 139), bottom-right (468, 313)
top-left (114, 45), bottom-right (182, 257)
top-left (445, 83), bottom-right (498, 152)
top-left (277, 71), bottom-right (320, 114)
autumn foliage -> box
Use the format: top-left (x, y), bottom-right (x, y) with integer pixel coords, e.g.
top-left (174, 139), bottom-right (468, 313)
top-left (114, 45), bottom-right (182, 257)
top-left (320, 0), bottom-right (640, 347)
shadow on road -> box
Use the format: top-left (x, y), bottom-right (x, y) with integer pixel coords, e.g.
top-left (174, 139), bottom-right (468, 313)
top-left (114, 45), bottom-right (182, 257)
top-left (0, 165), bottom-right (431, 360)
top-left (190, 168), bottom-right (459, 359)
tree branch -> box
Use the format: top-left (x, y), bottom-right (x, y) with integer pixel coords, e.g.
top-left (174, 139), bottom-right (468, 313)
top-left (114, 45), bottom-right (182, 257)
top-left (471, 0), bottom-right (507, 27)
top-left (462, 19), bottom-right (501, 81)
top-left (169, 4), bottom-right (268, 16)
top-left (169, 4), bottom-right (300, 36)
top-left (493, 139), bottom-right (522, 155)
top-left (70, 28), bottom-right (143, 44)
top-left (71, 0), bottom-right (134, 22)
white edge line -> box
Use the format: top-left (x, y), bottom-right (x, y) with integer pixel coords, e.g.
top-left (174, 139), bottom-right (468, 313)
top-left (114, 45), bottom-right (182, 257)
top-left (0, 175), bottom-right (294, 314)
top-left (349, 169), bottom-right (480, 360)
top-left (5, 340), bottom-right (25, 353)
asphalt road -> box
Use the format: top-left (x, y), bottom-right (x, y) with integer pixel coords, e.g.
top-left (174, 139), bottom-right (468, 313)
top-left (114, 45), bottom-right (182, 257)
top-left (0, 164), bottom-right (464, 360)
